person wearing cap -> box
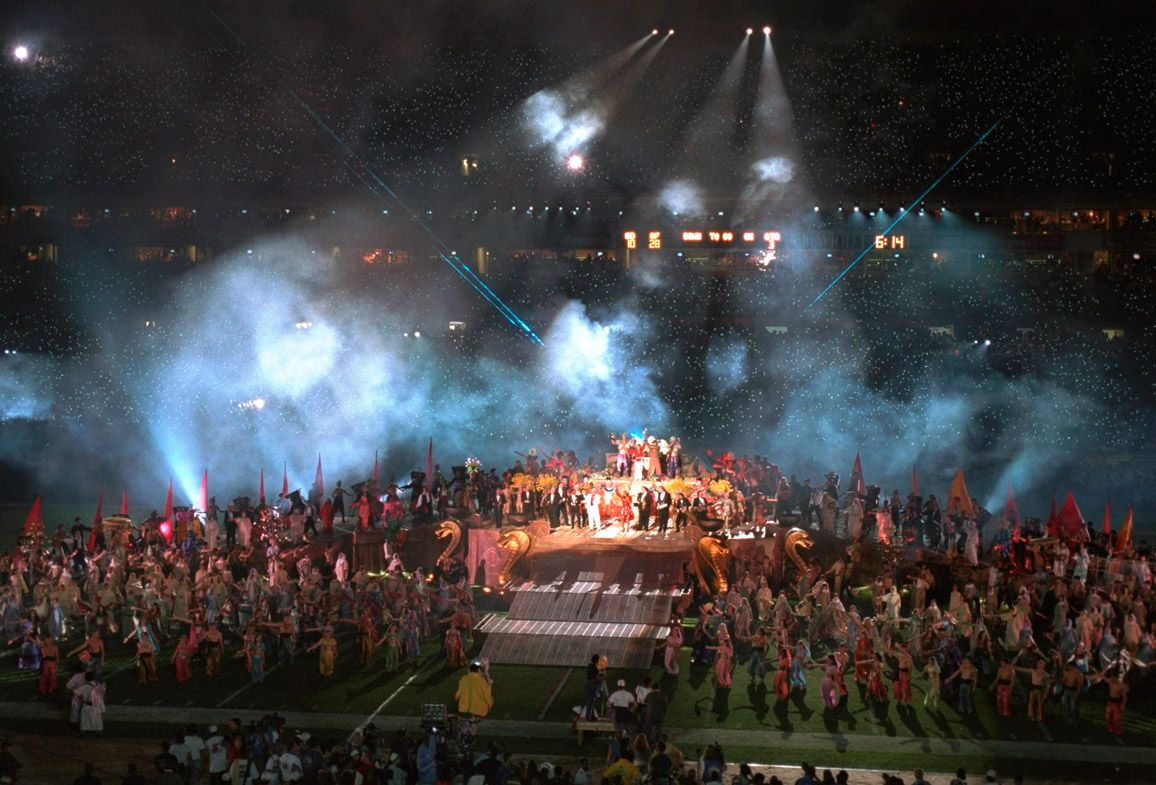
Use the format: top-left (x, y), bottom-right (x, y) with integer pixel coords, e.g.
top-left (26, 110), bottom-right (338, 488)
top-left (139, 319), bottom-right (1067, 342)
top-left (383, 751), bottom-right (408, 785)
top-left (455, 661), bottom-right (493, 718)
top-left (607, 678), bottom-right (636, 734)
top-left (205, 724), bottom-right (228, 784)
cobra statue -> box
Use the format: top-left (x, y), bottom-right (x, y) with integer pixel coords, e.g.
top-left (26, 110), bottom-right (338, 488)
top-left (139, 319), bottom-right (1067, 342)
top-left (694, 535), bottom-right (731, 595)
top-left (496, 528), bottom-right (532, 586)
top-left (767, 526), bottom-right (815, 586)
top-left (434, 519), bottom-right (463, 571)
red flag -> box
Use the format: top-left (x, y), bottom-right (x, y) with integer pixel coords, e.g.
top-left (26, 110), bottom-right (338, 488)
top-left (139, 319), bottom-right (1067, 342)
top-left (200, 469), bottom-right (209, 516)
top-left (1102, 498), bottom-right (1111, 536)
top-left (120, 485), bottom-right (129, 516)
top-left (1044, 492), bottom-right (1059, 537)
top-left (1116, 505), bottom-right (1134, 555)
top-left (163, 478), bottom-right (174, 523)
top-left (425, 438), bottom-right (433, 492)
top-left (21, 496), bottom-right (44, 538)
top-left (315, 454), bottom-right (324, 498)
top-left (849, 450), bottom-right (864, 497)
top-left (1004, 482), bottom-right (1020, 535)
top-left (259, 468), bottom-right (265, 503)
top-left (88, 490), bottom-right (103, 550)
top-left (282, 462), bottom-right (289, 498)
top-left (1056, 492), bottom-right (1086, 540)
top-left (373, 450), bottom-right (379, 487)
top-left (912, 465), bottom-right (919, 497)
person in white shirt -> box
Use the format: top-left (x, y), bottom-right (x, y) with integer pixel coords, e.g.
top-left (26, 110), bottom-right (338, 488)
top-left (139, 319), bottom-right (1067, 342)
top-left (260, 753), bottom-right (281, 784)
top-left (183, 725), bottom-right (207, 785)
top-left (169, 732), bottom-right (191, 780)
top-left (606, 678), bottom-right (636, 734)
top-left (573, 758), bottom-right (593, 785)
top-left (278, 740), bottom-right (303, 783)
top-left (205, 725), bottom-right (228, 782)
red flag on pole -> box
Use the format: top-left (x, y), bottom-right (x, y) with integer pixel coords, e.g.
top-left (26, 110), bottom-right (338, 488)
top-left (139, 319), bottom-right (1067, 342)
top-left (912, 465), bottom-right (919, 497)
top-left (120, 485), bottom-right (129, 516)
top-left (1044, 492), bottom-right (1059, 537)
top-left (21, 496), bottom-right (44, 538)
top-left (1102, 498), bottom-right (1111, 536)
top-left (282, 462), bottom-right (289, 498)
top-left (425, 438), bottom-right (434, 492)
top-left (849, 450), bottom-right (864, 497)
top-left (1116, 505), bottom-right (1134, 555)
top-left (315, 454), bottom-right (324, 498)
top-left (88, 490), bottom-right (103, 550)
top-left (1004, 482), bottom-right (1020, 535)
top-left (373, 450), bottom-right (379, 487)
top-left (200, 469), bottom-right (209, 515)
top-left (259, 468), bottom-right (265, 503)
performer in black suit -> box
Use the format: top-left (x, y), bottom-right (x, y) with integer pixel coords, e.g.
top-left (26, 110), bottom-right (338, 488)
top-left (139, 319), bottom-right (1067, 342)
top-left (654, 487), bottom-right (672, 534)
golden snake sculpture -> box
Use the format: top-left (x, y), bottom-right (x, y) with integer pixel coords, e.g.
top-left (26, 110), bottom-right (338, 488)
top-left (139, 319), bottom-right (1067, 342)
top-left (694, 536), bottom-right (731, 595)
top-left (766, 526), bottom-right (815, 585)
top-left (434, 519), bottom-right (462, 570)
top-left (496, 528), bottom-right (532, 586)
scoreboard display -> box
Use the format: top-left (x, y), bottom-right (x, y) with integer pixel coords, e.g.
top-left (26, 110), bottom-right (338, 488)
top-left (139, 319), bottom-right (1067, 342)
top-left (624, 229), bottom-right (908, 256)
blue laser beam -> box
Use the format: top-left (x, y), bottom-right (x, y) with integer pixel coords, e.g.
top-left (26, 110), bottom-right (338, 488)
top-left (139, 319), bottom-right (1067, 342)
top-left (806, 35), bottom-right (1090, 311)
top-left (806, 119), bottom-right (1000, 310)
top-left (194, 1), bottom-right (544, 345)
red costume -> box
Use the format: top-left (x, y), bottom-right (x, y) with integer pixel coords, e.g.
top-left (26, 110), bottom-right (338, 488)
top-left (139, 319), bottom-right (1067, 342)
top-left (773, 650), bottom-right (791, 700)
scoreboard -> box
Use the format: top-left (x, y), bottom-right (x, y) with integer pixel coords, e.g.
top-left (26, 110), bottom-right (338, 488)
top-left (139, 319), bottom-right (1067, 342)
top-left (624, 229), bottom-right (907, 254)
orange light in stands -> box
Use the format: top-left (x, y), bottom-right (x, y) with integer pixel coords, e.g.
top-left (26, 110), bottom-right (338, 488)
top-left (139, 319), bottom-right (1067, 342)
top-left (721, 231), bottom-right (734, 242)
top-left (648, 231), bottom-right (662, 249)
top-left (762, 231), bottom-right (781, 249)
top-left (742, 232), bottom-right (755, 242)
top-left (708, 231), bottom-right (721, 242)
top-left (875, 235), bottom-right (905, 249)
top-left (682, 231), bottom-right (702, 241)
top-left (624, 231), bottom-right (637, 249)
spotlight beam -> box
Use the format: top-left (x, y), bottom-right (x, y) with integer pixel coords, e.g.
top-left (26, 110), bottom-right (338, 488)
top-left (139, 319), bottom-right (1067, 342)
top-left (191, 0), bottom-right (543, 345)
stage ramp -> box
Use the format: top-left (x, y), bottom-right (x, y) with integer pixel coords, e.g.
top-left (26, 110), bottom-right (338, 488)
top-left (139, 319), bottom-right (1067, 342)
top-left (477, 550), bottom-right (687, 669)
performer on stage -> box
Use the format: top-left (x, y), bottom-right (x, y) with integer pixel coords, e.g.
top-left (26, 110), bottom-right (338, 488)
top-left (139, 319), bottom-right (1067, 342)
top-left (654, 486), bottom-right (672, 534)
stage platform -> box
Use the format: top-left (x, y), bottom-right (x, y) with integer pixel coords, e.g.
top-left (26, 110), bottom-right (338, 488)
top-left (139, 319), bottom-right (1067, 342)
top-left (477, 548), bottom-right (689, 669)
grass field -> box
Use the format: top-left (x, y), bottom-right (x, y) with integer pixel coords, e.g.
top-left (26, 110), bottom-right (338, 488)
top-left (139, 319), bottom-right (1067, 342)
top-left (4, 500), bottom-right (1156, 780)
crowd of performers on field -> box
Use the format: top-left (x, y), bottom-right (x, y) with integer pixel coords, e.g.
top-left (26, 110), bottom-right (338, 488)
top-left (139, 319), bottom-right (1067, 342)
top-left (0, 506), bottom-right (486, 736)
top-left (640, 516), bottom-right (1154, 738)
top-left (2, 436), bottom-right (1154, 742)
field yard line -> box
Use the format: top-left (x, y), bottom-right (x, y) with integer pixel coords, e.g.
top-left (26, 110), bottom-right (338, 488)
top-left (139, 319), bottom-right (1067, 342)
top-left (350, 657), bottom-right (440, 741)
top-left (537, 668), bottom-right (573, 720)
top-left (216, 665), bottom-right (280, 708)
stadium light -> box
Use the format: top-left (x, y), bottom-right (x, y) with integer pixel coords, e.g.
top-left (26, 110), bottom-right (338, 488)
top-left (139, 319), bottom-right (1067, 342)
top-left (652, 29), bottom-right (659, 35)
top-left (746, 28), bottom-right (753, 35)
top-left (668, 29), bottom-right (675, 35)
top-left (567, 154), bottom-right (584, 171)
top-left (13, 45), bottom-right (29, 61)
top-left (763, 26), bottom-right (772, 35)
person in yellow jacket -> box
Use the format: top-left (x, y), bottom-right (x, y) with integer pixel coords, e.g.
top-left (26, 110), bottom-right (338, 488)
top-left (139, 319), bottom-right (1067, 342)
top-left (455, 662), bottom-right (493, 718)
